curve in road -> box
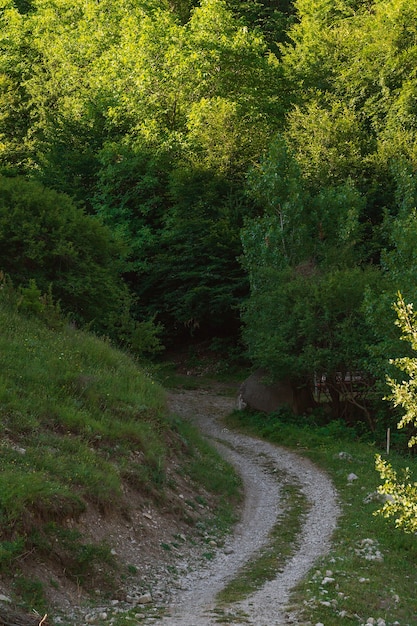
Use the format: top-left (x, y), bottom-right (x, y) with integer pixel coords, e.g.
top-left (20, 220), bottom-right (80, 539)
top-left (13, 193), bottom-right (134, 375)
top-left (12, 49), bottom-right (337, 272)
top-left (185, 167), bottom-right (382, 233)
top-left (157, 390), bottom-right (340, 626)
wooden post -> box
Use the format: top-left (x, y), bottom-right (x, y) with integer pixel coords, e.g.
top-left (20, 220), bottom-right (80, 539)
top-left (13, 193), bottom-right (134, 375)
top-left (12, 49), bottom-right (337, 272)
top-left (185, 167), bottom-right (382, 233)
top-left (387, 427), bottom-right (391, 455)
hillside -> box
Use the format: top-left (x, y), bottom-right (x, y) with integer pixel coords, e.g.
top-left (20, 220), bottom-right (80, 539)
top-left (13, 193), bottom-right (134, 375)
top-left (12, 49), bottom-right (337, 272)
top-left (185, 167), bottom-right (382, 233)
top-left (2, 0), bottom-right (417, 622)
top-left (0, 291), bottom-right (241, 621)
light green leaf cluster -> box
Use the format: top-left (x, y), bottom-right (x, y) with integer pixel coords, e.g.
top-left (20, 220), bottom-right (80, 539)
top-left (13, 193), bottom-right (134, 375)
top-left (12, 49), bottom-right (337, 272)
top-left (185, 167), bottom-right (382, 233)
top-left (376, 294), bottom-right (417, 532)
top-left (282, 0), bottom-right (417, 195)
top-left (375, 453), bottom-right (417, 534)
top-left (388, 295), bottom-right (417, 445)
top-left (0, 0), bottom-right (282, 185)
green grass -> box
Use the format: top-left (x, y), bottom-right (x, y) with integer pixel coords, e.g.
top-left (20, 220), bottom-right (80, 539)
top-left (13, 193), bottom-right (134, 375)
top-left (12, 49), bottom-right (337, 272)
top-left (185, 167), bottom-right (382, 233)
top-left (0, 295), bottom-right (241, 610)
top-left (217, 477), bottom-right (309, 604)
top-left (171, 417), bottom-right (243, 536)
top-left (223, 408), bottom-right (417, 626)
top-left (0, 305), bottom-right (165, 501)
top-left (0, 297), bottom-right (169, 603)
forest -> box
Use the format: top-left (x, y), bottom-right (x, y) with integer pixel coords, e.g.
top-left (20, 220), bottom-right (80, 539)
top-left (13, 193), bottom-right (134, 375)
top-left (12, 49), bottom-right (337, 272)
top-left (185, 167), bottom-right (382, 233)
top-left (2, 0), bottom-right (417, 435)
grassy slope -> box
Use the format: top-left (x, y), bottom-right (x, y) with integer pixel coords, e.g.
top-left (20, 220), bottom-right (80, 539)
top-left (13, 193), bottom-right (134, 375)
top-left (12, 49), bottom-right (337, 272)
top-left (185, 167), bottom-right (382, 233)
top-left (4, 305), bottom-right (417, 625)
top-left (224, 409), bottom-right (417, 626)
top-left (0, 301), bottom-right (241, 614)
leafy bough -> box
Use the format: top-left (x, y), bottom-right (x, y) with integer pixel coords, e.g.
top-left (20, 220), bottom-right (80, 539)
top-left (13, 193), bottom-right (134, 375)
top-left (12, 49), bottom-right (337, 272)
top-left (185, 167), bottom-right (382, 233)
top-left (376, 293), bottom-right (417, 533)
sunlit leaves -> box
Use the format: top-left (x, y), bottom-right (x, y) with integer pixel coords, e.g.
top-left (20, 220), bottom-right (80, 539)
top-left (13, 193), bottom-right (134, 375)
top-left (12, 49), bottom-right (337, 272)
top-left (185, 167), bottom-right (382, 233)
top-left (285, 100), bottom-right (368, 190)
top-left (375, 294), bottom-right (417, 533)
top-left (282, 0), bottom-right (417, 199)
top-left (375, 454), bottom-right (417, 534)
top-left (1, 0), bottom-right (283, 185)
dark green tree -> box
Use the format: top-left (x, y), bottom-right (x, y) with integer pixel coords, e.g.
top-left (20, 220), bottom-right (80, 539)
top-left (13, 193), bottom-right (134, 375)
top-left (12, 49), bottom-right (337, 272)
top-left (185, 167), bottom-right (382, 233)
top-left (241, 134), bottom-right (378, 420)
top-left (226, 0), bottom-right (296, 55)
top-left (0, 176), bottom-right (131, 337)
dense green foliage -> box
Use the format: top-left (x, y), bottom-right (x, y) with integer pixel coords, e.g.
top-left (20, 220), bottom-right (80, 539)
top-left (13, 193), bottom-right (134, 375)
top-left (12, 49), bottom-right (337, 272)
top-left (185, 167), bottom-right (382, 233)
top-left (0, 0), bottom-right (287, 343)
top-left (2, 0), bottom-right (417, 429)
top-left (240, 0), bottom-right (417, 431)
top-left (0, 175), bottom-right (165, 354)
top-left (0, 176), bottom-right (128, 331)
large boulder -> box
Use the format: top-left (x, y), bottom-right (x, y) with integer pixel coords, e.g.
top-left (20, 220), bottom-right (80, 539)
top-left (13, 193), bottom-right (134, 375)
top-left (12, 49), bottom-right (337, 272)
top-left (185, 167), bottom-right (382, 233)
top-left (237, 368), bottom-right (314, 415)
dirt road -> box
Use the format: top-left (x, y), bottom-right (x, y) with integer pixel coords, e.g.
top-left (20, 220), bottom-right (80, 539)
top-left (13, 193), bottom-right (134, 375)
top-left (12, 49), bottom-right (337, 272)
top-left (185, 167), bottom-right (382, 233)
top-left (157, 389), bottom-right (340, 626)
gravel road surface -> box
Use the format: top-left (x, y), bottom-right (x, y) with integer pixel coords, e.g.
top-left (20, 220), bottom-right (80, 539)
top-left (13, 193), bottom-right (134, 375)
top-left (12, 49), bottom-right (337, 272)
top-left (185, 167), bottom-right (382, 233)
top-left (156, 389), bottom-right (340, 626)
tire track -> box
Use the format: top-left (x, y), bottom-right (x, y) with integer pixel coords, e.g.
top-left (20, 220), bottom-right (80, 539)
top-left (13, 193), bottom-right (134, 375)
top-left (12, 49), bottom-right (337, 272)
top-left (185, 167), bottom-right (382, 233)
top-left (155, 390), bottom-right (340, 626)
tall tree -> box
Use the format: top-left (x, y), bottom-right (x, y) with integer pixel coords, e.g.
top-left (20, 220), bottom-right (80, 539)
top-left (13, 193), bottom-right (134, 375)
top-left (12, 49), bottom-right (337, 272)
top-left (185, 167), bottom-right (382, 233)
top-left (0, 0), bottom-right (286, 341)
top-left (240, 0), bottom-right (417, 422)
top-left (241, 134), bottom-right (376, 418)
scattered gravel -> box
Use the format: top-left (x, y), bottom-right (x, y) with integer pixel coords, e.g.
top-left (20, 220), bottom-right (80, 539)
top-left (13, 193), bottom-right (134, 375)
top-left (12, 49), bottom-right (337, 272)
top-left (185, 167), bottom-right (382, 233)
top-left (151, 389), bottom-right (341, 626)
top-left (38, 388), bottom-right (340, 626)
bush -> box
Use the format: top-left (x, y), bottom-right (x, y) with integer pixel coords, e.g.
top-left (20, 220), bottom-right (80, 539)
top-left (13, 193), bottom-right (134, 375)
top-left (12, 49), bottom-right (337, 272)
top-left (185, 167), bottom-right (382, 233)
top-left (0, 175), bottom-right (130, 337)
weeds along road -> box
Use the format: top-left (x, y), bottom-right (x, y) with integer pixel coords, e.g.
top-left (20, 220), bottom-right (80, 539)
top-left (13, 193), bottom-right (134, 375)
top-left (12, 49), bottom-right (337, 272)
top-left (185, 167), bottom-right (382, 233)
top-left (158, 389), bottom-right (340, 626)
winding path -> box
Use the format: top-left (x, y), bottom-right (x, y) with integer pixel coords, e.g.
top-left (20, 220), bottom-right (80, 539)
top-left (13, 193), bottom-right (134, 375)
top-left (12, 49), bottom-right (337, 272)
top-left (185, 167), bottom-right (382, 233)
top-left (156, 389), bottom-right (340, 626)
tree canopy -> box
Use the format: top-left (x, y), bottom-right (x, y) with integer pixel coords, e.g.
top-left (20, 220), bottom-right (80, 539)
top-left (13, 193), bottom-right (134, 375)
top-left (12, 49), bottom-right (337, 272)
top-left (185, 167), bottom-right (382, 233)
top-left (2, 0), bottom-right (417, 432)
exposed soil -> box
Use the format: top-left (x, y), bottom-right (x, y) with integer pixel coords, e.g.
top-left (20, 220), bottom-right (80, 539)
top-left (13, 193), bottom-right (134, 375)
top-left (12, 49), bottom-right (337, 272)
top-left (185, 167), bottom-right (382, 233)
top-left (154, 389), bottom-right (341, 626)
top-left (0, 385), bottom-right (340, 626)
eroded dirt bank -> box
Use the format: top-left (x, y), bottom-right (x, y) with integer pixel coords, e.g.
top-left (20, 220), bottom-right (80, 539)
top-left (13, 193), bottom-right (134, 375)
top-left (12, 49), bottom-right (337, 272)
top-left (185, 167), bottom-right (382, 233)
top-left (0, 388), bottom-right (339, 626)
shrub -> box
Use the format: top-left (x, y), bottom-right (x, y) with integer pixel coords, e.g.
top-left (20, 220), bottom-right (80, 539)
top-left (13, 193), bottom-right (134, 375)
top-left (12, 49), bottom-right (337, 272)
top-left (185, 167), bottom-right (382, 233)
top-left (376, 294), bottom-right (417, 532)
top-left (0, 176), bottom-right (129, 336)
